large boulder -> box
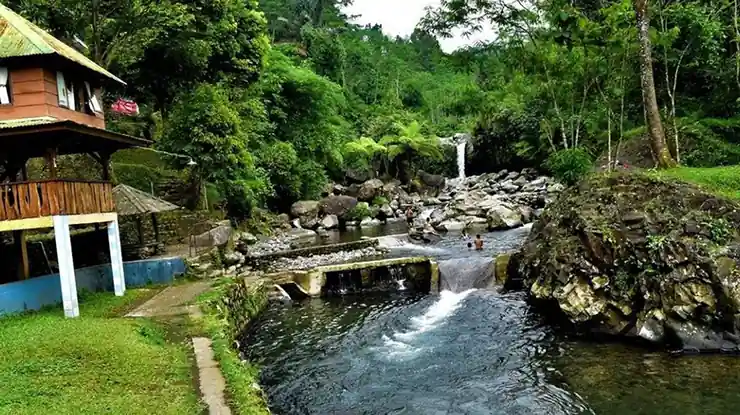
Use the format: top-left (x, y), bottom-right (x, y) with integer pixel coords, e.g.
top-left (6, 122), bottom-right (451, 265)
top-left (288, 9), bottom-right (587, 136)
top-left (290, 201), bottom-right (320, 224)
top-left (319, 195), bottom-right (358, 219)
top-left (357, 179), bottom-right (385, 201)
top-left (418, 170), bottom-right (446, 188)
top-left (487, 205), bottom-right (523, 230)
top-left (321, 215), bottom-right (340, 230)
top-left (511, 173), bottom-right (740, 351)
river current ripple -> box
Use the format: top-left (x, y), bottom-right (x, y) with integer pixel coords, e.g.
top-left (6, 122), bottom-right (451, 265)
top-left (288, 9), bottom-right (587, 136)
top-left (242, 228), bottom-right (740, 414)
top-left (242, 228), bottom-right (592, 414)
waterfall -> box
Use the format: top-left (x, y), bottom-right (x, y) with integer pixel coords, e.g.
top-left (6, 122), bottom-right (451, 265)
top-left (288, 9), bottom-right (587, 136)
top-left (456, 140), bottom-right (466, 181)
top-left (437, 257), bottom-right (495, 292)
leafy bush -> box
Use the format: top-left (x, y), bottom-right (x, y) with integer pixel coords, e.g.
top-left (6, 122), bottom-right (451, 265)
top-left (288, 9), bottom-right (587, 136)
top-left (546, 148), bottom-right (593, 185)
top-left (346, 202), bottom-right (371, 221)
top-left (371, 196), bottom-right (389, 207)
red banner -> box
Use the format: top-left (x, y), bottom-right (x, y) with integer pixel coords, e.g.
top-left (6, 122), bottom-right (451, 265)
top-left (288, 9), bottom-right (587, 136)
top-left (111, 98), bottom-right (140, 116)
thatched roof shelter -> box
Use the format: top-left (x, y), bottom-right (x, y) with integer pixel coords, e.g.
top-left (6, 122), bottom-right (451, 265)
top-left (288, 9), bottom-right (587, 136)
top-left (113, 184), bottom-right (180, 247)
top-left (113, 184), bottom-right (179, 216)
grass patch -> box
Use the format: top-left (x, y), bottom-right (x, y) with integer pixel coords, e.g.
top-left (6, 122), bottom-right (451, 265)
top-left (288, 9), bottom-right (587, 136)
top-left (650, 166), bottom-right (740, 200)
top-left (0, 289), bottom-right (203, 415)
top-left (197, 279), bottom-right (270, 415)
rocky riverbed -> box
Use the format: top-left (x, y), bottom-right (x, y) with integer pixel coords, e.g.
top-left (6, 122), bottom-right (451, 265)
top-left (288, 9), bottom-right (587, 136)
top-left (288, 169), bottom-right (564, 235)
top-left (266, 247), bottom-right (385, 271)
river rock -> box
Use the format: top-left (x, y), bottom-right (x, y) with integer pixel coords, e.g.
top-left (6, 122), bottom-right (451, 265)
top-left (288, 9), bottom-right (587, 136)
top-left (332, 184), bottom-right (346, 195)
top-left (548, 182), bottom-right (566, 193)
top-left (378, 204), bottom-right (394, 218)
top-left (510, 173), bottom-right (740, 351)
top-left (321, 214), bottom-right (340, 230)
top-left (518, 205), bottom-right (534, 224)
top-left (499, 181), bottom-right (520, 193)
top-left (382, 180), bottom-right (402, 196)
top-left (418, 170), bottom-right (446, 188)
top-left (358, 179), bottom-right (385, 201)
top-left (513, 176), bottom-right (529, 187)
top-left (319, 195), bottom-right (358, 219)
top-left (235, 231), bottom-right (257, 245)
top-left (286, 228), bottom-right (317, 241)
top-left (360, 217), bottom-right (382, 227)
top-left (291, 200), bottom-right (320, 223)
top-left (438, 219), bottom-right (465, 232)
top-left (487, 205), bottom-right (523, 230)
top-left (345, 168), bottom-right (371, 184)
top-left (223, 251), bottom-right (245, 266)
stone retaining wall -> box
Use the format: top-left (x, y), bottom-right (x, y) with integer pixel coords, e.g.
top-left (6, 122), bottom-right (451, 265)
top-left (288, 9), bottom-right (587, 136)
top-left (207, 277), bottom-right (269, 342)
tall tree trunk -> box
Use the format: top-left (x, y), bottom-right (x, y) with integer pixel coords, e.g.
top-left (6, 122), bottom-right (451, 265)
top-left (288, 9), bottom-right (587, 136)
top-left (634, 0), bottom-right (676, 168)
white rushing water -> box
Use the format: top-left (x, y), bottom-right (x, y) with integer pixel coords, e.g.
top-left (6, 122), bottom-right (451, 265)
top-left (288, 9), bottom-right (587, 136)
top-left (375, 234), bottom-right (448, 254)
top-left (381, 289), bottom-right (477, 358)
top-left (456, 140), bottom-right (467, 181)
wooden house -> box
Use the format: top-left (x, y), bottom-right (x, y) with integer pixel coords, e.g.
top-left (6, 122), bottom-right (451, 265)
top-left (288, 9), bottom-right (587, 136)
top-left (0, 4), bottom-right (149, 317)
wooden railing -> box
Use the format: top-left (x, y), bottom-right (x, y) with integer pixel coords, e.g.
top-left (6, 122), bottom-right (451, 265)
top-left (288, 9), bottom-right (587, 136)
top-left (0, 180), bottom-right (115, 221)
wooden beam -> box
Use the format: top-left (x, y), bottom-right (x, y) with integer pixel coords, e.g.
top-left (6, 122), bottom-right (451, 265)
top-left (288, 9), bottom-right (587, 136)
top-left (14, 230), bottom-right (30, 280)
top-left (45, 148), bottom-right (58, 179)
top-left (0, 217), bottom-right (54, 232)
top-left (101, 153), bottom-right (111, 181)
top-left (152, 213), bottom-right (160, 242)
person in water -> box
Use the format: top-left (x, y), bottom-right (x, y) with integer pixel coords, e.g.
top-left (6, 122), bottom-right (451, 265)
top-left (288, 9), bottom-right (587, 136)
top-left (467, 242), bottom-right (473, 249)
top-left (474, 234), bottom-right (484, 251)
top-left (405, 207), bottom-right (414, 226)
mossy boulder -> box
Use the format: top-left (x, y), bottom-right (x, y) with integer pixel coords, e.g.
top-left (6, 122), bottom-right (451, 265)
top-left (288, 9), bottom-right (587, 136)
top-left (512, 172), bottom-right (740, 351)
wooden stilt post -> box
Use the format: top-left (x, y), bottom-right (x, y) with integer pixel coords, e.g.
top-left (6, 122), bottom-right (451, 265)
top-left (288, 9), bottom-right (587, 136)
top-left (152, 213), bottom-right (160, 242)
top-left (15, 162), bottom-right (30, 280)
top-left (14, 230), bottom-right (29, 280)
top-left (45, 148), bottom-right (58, 179)
top-left (101, 153), bottom-right (111, 181)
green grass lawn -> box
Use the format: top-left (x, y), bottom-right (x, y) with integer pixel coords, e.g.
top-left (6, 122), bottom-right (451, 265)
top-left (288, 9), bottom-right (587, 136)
top-left (650, 166), bottom-right (740, 200)
top-left (0, 289), bottom-right (203, 415)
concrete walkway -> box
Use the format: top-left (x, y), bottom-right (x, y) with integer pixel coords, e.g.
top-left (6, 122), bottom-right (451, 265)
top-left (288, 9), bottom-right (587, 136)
top-left (126, 281), bottom-right (210, 318)
top-left (128, 281), bottom-right (232, 415)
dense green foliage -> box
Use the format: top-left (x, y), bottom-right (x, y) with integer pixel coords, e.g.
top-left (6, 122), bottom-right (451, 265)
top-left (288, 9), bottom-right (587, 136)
top-left (11, 0), bottom-right (740, 215)
top-left (424, 0), bottom-right (740, 173)
top-left (546, 148), bottom-right (594, 185)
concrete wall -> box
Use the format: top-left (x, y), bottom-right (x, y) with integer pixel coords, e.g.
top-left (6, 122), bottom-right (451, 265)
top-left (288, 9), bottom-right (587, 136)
top-left (0, 256), bottom-right (186, 316)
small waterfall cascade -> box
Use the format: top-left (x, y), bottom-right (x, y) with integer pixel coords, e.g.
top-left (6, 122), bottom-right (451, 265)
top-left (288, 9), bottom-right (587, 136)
top-left (437, 257), bottom-right (496, 292)
top-left (322, 263), bottom-right (426, 295)
top-left (456, 140), bottom-right (467, 181)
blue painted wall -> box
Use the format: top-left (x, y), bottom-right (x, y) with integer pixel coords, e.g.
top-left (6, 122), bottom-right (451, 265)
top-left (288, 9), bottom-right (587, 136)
top-left (0, 257), bottom-right (186, 316)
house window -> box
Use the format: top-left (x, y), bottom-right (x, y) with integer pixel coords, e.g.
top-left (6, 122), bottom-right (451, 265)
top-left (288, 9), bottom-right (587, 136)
top-left (56, 71), bottom-right (77, 110)
top-left (84, 82), bottom-right (102, 114)
top-left (0, 67), bottom-right (10, 105)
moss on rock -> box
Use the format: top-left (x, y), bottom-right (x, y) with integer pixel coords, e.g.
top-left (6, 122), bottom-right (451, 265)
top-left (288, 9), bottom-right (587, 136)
top-left (513, 172), bottom-right (740, 351)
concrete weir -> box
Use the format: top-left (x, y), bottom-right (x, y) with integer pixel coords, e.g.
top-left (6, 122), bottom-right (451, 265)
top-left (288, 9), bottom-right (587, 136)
top-left (271, 257), bottom-right (440, 298)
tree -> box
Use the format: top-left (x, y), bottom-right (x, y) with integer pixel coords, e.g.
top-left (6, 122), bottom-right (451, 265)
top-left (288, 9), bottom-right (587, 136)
top-left (634, 0), bottom-right (676, 168)
top-left (160, 84), bottom-right (269, 215)
top-left (379, 121), bottom-right (443, 181)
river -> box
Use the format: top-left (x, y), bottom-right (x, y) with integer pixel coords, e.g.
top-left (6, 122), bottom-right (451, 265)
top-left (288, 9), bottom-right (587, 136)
top-left (241, 228), bottom-right (740, 415)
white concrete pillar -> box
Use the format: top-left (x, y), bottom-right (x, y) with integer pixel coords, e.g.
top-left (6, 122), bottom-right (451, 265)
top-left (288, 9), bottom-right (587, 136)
top-left (53, 215), bottom-right (79, 318)
top-left (108, 217), bottom-right (126, 296)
